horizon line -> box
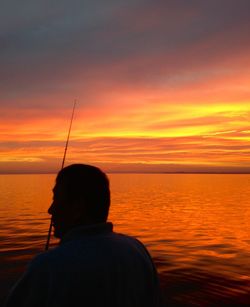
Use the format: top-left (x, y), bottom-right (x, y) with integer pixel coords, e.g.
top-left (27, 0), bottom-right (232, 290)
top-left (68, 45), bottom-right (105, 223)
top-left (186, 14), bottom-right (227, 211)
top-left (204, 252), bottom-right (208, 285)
top-left (0, 171), bottom-right (250, 175)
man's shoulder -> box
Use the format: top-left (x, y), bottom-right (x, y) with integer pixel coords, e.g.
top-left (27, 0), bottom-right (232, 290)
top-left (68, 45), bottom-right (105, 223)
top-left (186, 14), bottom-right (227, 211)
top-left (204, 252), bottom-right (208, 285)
top-left (111, 231), bottom-right (146, 245)
top-left (111, 232), bottom-right (145, 246)
top-left (28, 245), bottom-right (66, 270)
top-left (29, 232), bottom-right (151, 266)
top-left (107, 232), bottom-right (152, 258)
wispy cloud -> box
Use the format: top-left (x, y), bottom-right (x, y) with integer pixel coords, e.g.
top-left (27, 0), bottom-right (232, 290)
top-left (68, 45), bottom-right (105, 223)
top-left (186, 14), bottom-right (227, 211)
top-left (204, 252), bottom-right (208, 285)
top-left (0, 1), bottom-right (250, 172)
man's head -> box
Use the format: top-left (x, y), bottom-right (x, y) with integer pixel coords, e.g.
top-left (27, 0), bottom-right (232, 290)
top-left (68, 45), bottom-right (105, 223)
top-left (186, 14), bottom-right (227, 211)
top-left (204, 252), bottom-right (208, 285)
top-left (48, 164), bottom-right (110, 239)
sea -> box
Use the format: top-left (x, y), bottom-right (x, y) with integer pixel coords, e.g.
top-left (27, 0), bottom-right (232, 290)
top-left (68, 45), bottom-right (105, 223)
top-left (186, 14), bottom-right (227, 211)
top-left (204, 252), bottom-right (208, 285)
top-left (0, 173), bottom-right (249, 306)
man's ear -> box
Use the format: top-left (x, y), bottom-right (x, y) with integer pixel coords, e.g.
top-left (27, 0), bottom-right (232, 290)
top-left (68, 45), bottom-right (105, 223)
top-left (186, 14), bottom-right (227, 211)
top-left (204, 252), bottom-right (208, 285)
top-left (70, 199), bottom-right (87, 222)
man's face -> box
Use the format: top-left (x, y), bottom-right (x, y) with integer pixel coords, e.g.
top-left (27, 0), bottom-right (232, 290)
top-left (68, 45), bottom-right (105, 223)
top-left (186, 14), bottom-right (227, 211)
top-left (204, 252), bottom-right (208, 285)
top-left (48, 182), bottom-right (75, 239)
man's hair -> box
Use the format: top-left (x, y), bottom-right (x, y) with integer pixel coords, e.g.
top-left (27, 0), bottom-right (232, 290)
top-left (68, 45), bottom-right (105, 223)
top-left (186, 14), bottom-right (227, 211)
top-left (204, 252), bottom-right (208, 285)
top-left (56, 164), bottom-right (110, 222)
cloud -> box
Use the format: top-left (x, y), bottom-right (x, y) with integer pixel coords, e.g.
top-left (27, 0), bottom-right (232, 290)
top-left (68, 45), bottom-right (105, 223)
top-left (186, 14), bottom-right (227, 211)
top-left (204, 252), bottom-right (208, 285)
top-left (1, 134), bottom-right (249, 168)
top-left (1, 1), bottom-right (250, 172)
top-left (1, 0), bottom-right (250, 108)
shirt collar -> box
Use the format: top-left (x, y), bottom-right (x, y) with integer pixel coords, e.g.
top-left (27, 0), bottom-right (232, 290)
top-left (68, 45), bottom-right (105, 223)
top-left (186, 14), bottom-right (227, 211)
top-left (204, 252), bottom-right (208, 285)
top-left (60, 222), bottom-right (113, 244)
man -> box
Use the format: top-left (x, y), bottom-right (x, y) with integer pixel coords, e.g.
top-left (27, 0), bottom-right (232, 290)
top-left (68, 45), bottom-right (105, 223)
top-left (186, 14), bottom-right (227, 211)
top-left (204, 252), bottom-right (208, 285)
top-left (5, 164), bottom-right (162, 307)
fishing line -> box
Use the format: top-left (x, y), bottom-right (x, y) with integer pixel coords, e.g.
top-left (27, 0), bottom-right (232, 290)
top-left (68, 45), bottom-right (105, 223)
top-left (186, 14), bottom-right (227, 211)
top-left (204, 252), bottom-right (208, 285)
top-left (45, 100), bottom-right (77, 251)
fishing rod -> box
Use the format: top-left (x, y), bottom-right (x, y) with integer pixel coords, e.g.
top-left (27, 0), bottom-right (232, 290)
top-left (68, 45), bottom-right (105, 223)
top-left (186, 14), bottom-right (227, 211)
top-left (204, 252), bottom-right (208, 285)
top-left (45, 99), bottom-right (77, 251)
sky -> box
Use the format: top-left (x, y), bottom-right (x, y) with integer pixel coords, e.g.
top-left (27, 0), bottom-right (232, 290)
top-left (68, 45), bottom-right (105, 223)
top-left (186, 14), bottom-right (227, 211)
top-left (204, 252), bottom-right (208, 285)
top-left (0, 0), bottom-right (250, 173)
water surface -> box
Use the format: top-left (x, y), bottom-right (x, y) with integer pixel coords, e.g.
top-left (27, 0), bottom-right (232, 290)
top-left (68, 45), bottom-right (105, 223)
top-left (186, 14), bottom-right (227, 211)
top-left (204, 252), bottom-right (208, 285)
top-left (0, 174), bottom-right (249, 306)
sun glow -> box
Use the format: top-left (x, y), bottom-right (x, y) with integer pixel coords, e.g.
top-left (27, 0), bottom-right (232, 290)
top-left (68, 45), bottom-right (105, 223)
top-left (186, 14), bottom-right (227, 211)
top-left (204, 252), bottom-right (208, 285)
top-left (1, 99), bottom-right (249, 173)
top-left (1, 1), bottom-right (250, 173)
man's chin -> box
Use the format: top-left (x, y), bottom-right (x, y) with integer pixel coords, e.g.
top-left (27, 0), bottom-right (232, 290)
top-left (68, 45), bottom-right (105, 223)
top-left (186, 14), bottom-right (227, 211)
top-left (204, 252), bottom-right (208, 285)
top-left (53, 227), bottom-right (63, 239)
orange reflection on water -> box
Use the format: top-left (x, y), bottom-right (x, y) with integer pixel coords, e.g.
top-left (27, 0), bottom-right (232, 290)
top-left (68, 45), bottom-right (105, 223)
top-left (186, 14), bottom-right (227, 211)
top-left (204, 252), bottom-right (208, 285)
top-left (108, 174), bottom-right (250, 284)
top-left (0, 173), bottom-right (249, 305)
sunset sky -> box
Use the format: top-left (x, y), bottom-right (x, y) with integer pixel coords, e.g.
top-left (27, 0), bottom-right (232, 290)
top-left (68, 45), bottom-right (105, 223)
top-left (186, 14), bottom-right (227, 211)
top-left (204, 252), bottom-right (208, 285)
top-left (1, 0), bottom-right (250, 173)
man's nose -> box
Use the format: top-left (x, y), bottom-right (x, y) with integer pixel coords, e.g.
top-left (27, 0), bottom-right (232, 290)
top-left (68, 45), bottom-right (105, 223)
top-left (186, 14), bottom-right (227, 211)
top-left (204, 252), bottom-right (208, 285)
top-left (48, 202), bottom-right (54, 215)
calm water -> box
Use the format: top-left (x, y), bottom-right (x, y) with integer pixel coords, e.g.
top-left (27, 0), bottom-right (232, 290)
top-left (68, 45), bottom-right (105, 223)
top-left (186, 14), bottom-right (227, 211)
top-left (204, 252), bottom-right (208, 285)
top-left (0, 173), bottom-right (249, 306)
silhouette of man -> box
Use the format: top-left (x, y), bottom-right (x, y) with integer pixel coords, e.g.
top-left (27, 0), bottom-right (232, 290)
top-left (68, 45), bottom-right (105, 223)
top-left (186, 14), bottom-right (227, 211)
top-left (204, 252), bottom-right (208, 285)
top-left (5, 164), bottom-right (162, 307)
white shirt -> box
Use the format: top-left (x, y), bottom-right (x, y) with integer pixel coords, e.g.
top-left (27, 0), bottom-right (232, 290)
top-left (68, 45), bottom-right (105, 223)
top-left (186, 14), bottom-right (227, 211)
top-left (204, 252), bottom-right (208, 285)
top-left (5, 222), bottom-right (162, 307)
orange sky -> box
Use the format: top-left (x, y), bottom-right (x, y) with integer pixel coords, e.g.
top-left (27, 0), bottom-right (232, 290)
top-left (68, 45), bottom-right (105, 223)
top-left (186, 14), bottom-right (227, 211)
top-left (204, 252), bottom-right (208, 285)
top-left (0, 1), bottom-right (250, 173)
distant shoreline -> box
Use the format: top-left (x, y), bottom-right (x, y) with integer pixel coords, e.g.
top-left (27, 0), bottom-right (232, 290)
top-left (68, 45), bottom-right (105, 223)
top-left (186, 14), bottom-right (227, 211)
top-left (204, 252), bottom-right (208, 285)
top-left (0, 172), bottom-right (250, 175)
